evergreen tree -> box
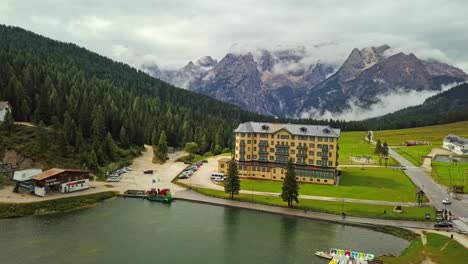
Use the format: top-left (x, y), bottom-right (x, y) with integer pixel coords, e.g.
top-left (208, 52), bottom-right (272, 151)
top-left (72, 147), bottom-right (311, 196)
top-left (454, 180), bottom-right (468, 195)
top-left (382, 141), bottom-right (389, 156)
top-left (103, 132), bottom-right (117, 161)
top-left (87, 150), bottom-right (99, 170)
top-left (224, 159), bottom-right (240, 199)
top-left (157, 130), bottom-right (168, 159)
top-left (281, 159), bottom-right (299, 208)
top-left (91, 106), bottom-right (106, 141)
top-left (374, 139), bottom-right (382, 155)
top-left (63, 111), bottom-right (76, 146)
top-left (119, 126), bottom-right (129, 147)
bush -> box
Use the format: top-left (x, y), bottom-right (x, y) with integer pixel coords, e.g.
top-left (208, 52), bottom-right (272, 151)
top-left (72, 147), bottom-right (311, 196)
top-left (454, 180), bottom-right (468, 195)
top-left (222, 148), bottom-right (231, 153)
top-left (204, 151), bottom-right (214, 157)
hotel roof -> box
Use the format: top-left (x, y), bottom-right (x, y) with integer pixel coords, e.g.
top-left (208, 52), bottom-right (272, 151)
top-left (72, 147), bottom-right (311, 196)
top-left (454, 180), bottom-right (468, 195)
top-left (31, 168), bottom-right (89, 181)
top-left (234, 122), bottom-right (341, 138)
top-left (445, 134), bottom-right (468, 146)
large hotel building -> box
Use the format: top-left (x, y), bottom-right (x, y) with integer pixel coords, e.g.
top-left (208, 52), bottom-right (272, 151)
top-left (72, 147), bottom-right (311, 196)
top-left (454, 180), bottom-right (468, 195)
top-left (218, 122), bottom-right (341, 185)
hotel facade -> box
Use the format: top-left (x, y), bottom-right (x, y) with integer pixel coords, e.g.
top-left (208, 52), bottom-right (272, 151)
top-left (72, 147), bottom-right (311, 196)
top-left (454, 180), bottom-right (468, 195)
top-left (219, 122), bottom-right (341, 185)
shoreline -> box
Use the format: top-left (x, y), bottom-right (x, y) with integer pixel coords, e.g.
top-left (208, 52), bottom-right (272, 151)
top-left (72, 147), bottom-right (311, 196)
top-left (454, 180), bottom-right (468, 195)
top-left (0, 191), bottom-right (117, 218)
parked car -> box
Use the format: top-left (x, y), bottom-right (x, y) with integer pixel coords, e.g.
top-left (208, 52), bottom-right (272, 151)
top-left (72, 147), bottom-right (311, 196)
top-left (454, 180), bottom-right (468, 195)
top-left (184, 161), bottom-right (192, 164)
top-left (434, 222), bottom-right (453, 228)
top-left (143, 170), bottom-right (154, 174)
top-left (442, 198), bottom-right (451, 204)
top-left (106, 177), bottom-right (120, 182)
top-left (201, 160), bottom-right (208, 163)
top-left (214, 176), bottom-right (225, 182)
top-left (211, 173), bottom-right (224, 179)
top-left (179, 174), bottom-right (189, 179)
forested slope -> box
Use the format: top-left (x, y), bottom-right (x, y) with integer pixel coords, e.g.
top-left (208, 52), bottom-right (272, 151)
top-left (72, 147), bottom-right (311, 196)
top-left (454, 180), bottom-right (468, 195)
top-left (0, 25), bottom-right (269, 171)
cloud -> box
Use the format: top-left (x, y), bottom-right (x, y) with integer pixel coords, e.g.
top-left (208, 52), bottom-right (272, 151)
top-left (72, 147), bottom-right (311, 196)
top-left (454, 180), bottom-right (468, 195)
top-left (300, 82), bottom-right (466, 121)
top-left (0, 0), bottom-right (467, 71)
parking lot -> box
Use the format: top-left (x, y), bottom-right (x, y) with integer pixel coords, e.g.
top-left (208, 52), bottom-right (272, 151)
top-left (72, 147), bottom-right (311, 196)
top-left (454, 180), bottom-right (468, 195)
top-left (177, 156), bottom-right (227, 191)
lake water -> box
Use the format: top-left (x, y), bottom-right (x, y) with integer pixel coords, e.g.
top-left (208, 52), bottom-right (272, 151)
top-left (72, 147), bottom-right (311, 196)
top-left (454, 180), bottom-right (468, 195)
top-left (0, 198), bottom-right (409, 264)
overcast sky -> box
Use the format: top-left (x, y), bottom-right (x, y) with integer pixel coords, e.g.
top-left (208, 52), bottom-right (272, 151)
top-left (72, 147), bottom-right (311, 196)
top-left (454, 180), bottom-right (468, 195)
top-left (2, 0), bottom-right (468, 71)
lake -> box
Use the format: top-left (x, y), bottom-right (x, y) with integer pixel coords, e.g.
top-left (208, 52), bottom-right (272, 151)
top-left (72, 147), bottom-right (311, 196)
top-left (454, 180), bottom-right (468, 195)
top-left (0, 198), bottom-right (409, 264)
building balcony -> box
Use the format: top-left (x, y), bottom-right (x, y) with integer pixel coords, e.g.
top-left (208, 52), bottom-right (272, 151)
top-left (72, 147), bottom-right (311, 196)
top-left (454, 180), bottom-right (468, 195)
top-left (297, 145), bottom-right (307, 150)
top-left (297, 153), bottom-right (307, 157)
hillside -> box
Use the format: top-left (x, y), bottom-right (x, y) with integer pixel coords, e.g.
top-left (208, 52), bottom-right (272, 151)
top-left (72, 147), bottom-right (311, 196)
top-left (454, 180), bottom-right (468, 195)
top-left (0, 25), bottom-right (271, 172)
top-left (358, 83), bottom-right (468, 130)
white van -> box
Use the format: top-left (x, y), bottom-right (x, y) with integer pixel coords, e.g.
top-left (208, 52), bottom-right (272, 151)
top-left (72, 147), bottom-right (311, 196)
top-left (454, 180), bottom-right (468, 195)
top-left (210, 173), bottom-right (224, 179)
top-left (214, 176), bottom-right (225, 182)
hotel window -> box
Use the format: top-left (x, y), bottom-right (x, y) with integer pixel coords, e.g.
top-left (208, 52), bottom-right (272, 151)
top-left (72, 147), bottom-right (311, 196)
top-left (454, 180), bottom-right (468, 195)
top-left (270, 148), bottom-right (274, 152)
top-left (271, 134), bottom-right (274, 138)
top-left (247, 133), bottom-right (251, 137)
top-left (273, 169), bottom-right (276, 173)
top-left (254, 140), bottom-right (257, 144)
top-left (281, 177), bottom-right (284, 180)
top-left (247, 140), bottom-right (251, 144)
top-left (271, 141), bottom-right (274, 145)
top-left (262, 167), bottom-right (266, 172)
top-left (308, 159), bottom-right (313, 164)
top-left (269, 156), bottom-right (274, 161)
top-left (318, 144), bottom-right (322, 149)
top-left (330, 138), bottom-right (334, 142)
top-left (273, 176), bottom-right (276, 179)
top-left (277, 135), bottom-right (280, 139)
top-left (253, 147), bottom-right (257, 151)
top-left (317, 152), bottom-right (321, 157)
top-left (248, 147), bottom-right (251, 151)
top-left (309, 136), bottom-right (315, 141)
top-left (291, 142), bottom-right (295, 147)
top-left (291, 158), bottom-right (295, 163)
top-left (317, 179), bottom-right (321, 182)
top-left (310, 178), bottom-right (313, 181)
top-left (330, 145), bottom-right (334, 149)
top-left (241, 133), bottom-right (245, 137)
top-left (324, 137), bottom-right (329, 142)
top-left (324, 180), bottom-right (328, 183)
top-left (247, 155), bottom-right (251, 159)
top-left (292, 135), bottom-right (295, 140)
top-left (257, 167), bottom-right (262, 171)
top-left (281, 169), bottom-right (284, 174)
top-left (291, 150), bottom-right (295, 154)
top-left (309, 151), bottom-right (314, 156)
top-left (317, 160), bottom-right (322, 165)
top-left (328, 161), bottom-right (333, 166)
top-left (267, 168), bottom-right (271, 172)
top-left (329, 152), bottom-right (332, 157)
top-left (309, 143), bottom-right (315, 148)
top-left (252, 155), bottom-right (257, 159)
top-left (303, 178), bottom-right (306, 181)
top-left (318, 137), bottom-right (323, 142)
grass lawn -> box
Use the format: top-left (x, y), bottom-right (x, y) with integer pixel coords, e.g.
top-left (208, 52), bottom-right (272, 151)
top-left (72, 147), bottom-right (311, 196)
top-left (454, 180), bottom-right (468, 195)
top-left (339, 131), bottom-right (399, 166)
top-left (374, 121), bottom-right (468, 146)
top-left (195, 187), bottom-right (434, 221)
top-left (238, 167), bottom-right (417, 202)
top-left (393, 145), bottom-right (434, 167)
top-left (432, 161), bottom-right (468, 192)
top-left (339, 131), bottom-right (378, 165)
top-left (378, 233), bottom-right (468, 264)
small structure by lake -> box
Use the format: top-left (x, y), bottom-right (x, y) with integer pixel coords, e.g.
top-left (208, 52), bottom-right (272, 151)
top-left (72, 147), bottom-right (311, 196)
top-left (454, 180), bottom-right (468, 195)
top-left (30, 168), bottom-right (90, 196)
top-left (443, 134), bottom-right (468, 155)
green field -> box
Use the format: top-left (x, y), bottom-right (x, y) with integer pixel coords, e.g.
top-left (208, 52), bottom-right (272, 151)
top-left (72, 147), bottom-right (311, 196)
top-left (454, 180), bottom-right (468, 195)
top-left (374, 121), bottom-right (468, 146)
top-left (339, 131), bottom-right (398, 166)
top-left (195, 187), bottom-right (434, 221)
top-left (379, 233), bottom-right (468, 264)
top-left (393, 145), bottom-right (434, 167)
top-left (432, 161), bottom-right (468, 192)
top-left (238, 167), bottom-right (417, 202)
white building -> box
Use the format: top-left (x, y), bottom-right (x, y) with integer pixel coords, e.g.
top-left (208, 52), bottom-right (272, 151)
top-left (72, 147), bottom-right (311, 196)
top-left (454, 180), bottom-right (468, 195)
top-left (443, 134), bottom-right (468, 155)
top-left (0, 101), bottom-right (12, 122)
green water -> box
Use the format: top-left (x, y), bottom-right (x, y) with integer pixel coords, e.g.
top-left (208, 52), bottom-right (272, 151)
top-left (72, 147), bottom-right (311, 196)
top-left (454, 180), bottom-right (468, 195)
top-left (0, 198), bottom-right (408, 264)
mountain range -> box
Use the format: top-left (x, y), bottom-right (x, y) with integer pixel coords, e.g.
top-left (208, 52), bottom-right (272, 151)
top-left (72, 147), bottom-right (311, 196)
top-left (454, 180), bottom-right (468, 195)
top-left (145, 45), bottom-right (468, 119)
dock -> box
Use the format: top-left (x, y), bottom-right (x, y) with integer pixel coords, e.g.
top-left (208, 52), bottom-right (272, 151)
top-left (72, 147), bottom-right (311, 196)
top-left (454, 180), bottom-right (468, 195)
top-left (120, 190), bottom-right (147, 198)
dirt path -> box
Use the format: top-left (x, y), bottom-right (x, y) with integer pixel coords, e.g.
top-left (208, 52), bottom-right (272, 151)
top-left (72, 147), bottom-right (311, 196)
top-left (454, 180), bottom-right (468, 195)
top-left (0, 145), bottom-right (188, 203)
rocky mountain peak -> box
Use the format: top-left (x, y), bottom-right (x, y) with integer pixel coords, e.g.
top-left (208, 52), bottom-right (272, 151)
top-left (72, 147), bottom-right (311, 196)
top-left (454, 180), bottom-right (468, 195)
top-left (196, 56), bottom-right (217, 67)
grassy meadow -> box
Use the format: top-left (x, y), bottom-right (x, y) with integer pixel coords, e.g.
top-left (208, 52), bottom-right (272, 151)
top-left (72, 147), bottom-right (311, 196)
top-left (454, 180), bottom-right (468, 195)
top-left (432, 161), bottom-right (468, 192)
top-left (374, 121), bottom-right (468, 146)
top-left (238, 167), bottom-right (417, 202)
top-left (378, 233), bottom-right (468, 264)
top-left (393, 145), bottom-right (434, 167)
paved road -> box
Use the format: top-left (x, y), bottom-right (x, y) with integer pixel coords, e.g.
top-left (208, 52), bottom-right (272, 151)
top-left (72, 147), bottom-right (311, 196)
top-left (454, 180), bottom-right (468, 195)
top-left (389, 148), bottom-right (468, 218)
top-left (174, 189), bottom-right (434, 229)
